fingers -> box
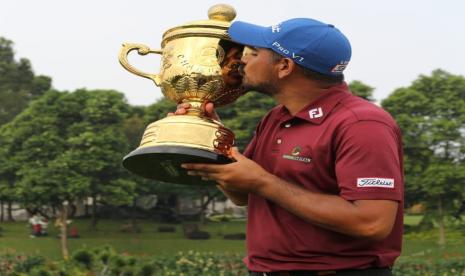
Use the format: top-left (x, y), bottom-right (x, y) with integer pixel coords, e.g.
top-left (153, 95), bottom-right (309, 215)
top-left (167, 102), bottom-right (221, 121)
top-left (188, 170), bottom-right (220, 181)
top-left (185, 168), bottom-right (221, 182)
top-left (181, 163), bottom-right (224, 182)
top-left (204, 102), bottom-right (221, 121)
top-left (178, 103), bottom-right (191, 109)
top-left (174, 102), bottom-right (191, 115)
top-left (181, 163), bottom-right (222, 172)
top-left (205, 102), bottom-right (215, 114)
top-left (169, 102), bottom-right (220, 120)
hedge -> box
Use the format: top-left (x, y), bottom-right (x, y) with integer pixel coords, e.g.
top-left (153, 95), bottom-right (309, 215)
top-left (1, 247), bottom-right (465, 275)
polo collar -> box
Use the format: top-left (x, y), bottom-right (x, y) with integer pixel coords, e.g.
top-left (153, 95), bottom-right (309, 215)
top-left (279, 82), bottom-right (351, 125)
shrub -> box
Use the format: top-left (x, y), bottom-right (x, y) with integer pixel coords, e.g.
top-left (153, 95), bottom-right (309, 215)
top-left (224, 233), bottom-right (246, 240)
top-left (0, 253), bottom-right (45, 274)
top-left (0, 250), bottom-right (245, 275)
top-left (157, 226), bottom-right (176, 232)
top-left (7, 246), bottom-right (465, 276)
top-left (72, 249), bottom-right (94, 269)
top-left (186, 231), bottom-right (211, 240)
top-left (393, 258), bottom-right (465, 275)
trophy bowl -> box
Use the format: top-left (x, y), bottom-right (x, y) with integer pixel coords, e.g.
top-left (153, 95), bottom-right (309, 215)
top-left (118, 4), bottom-right (244, 185)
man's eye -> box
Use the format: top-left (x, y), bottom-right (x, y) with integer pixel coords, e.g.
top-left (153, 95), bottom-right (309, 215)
top-left (243, 47), bottom-right (258, 57)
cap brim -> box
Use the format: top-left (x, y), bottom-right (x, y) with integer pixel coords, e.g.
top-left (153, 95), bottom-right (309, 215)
top-left (228, 21), bottom-right (269, 48)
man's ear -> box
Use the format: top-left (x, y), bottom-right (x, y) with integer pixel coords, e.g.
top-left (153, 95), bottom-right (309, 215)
top-left (277, 58), bottom-right (296, 79)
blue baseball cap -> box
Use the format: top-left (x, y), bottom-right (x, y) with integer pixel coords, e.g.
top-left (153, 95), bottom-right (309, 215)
top-left (228, 18), bottom-right (351, 76)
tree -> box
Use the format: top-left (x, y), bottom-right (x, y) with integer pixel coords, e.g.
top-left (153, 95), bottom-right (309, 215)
top-left (0, 37), bottom-right (51, 126)
top-left (0, 127), bottom-right (17, 221)
top-left (0, 37), bottom-right (52, 219)
top-left (382, 69), bottom-right (465, 245)
top-left (65, 89), bottom-right (136, 229)
top-left (348, 80), bottom-right (375, 102)
top-left (122, 105), bottom-right (159, 230)
top-left (1, 89), bottom-right (135, 258)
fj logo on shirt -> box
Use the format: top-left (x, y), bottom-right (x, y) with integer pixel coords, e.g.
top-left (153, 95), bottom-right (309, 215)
top-left (309, 107), bottom-right (323, 119)
top-left (282, 146), bottom-right (311, 163)
top-left (357, 178), bottom-right (395, 188)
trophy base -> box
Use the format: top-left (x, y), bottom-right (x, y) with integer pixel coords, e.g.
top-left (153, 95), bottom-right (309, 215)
top-left (122, 145), bottom-right (233, 185)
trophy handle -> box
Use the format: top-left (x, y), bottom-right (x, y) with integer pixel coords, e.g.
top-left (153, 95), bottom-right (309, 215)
top-left (119, 43), bottom-right (163, 86)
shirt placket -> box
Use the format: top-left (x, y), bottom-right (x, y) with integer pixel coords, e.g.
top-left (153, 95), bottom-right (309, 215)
top-left (271, 115), bottom-right (294, 159)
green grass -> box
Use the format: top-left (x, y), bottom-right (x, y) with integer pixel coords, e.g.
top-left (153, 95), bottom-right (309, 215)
top-left (1, 216), bottom-right (465, 262)
top-left (0, 219), bottom-right (246, 260)
top-left (403, 214), bottom-right (423, 226)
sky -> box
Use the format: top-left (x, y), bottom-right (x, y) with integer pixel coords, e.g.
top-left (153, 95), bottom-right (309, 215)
top-left (1, 0), bottom-right (464, 106)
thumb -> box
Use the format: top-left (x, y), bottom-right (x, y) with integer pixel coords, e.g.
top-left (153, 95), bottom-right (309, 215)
top-left (204, 102), bottom-right (220, 121)
top-left (230, 147), bottom-right (245, 161)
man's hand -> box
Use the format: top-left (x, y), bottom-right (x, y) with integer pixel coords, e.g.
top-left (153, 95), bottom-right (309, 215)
top-left (182, 148), bottom-right (270, 194)
top-left (167, 102), bottom-right (220, 121)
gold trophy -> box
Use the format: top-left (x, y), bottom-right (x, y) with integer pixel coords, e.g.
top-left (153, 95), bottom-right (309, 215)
top-left (118, 4), bottom-right (243, 185)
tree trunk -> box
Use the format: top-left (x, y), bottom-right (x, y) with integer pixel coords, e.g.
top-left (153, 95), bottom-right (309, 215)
top-left (60, 203), bottom-right (69, 260)
top-left (130, 198), bottom-right (138, 232)
top-left (91, 195), bottom-right (98, 230)
top-left (198, 190), bottom-right (220, 225)
top-left (200, 193), bottom-right (206, 225)
top-left (0, 200), bottom-right (4, 222)
top-left (69, 204), bottom-right (77, 218)
top-left (438, 196), bottom-right (446, 246)
top-left (84, 201), bottom-right (89, 217)
top-left (7, 200), bottom-right (14, 221)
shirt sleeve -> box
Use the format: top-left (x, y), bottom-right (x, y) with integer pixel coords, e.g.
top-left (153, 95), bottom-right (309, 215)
top-left (335, 120), bottom-right (403, 201)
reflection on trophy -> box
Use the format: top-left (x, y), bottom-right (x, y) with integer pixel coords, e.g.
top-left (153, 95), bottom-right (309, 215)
top-left (118, 4), bottom-right (244, 185)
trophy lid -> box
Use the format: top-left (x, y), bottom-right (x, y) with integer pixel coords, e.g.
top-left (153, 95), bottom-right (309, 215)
top-left (161, 4), bottom-right (237, 47)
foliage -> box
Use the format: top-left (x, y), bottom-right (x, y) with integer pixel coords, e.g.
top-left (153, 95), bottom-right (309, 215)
top-left (0, 37), bottom-right (51, 126)
top-left (3, 246), bottom-right (465, 276)
top-left (218, 91), bottom-right (276, 151)
top-left (0, 37), bottom-right (52, 217)
top-left (0, 88), bottom-right (138, 257)
top-left (1, 247), bottom-right (247, 276)
top-left (382, 69), bottom-right (465, 244)
top-left (0, 89), bottom-right (135, 210)
top-left (348, 80), bottom-right (375, 102)
top-left (393, 258), bottom-right (465, 276)
top-left (143, 97), bottom-right (177, 125)
top-left (0, 253), bottom-right (45, 275)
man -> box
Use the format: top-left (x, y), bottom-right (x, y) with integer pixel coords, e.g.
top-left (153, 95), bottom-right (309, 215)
top-left (180, 18), bottom-right (404, 275)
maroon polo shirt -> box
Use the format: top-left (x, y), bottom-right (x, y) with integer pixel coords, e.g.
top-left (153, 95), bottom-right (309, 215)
top-left (243, 83), bottom-right (404, 272)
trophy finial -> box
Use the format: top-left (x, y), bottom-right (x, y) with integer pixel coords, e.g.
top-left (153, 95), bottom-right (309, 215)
top-left (208, 4), bottom-right (236, 22)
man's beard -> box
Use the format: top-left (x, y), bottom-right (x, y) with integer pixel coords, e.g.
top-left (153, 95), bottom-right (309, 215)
top-left (242, 82), bottom-right (278, 96)
top-left (239, 65), bottom-right (278, 96)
